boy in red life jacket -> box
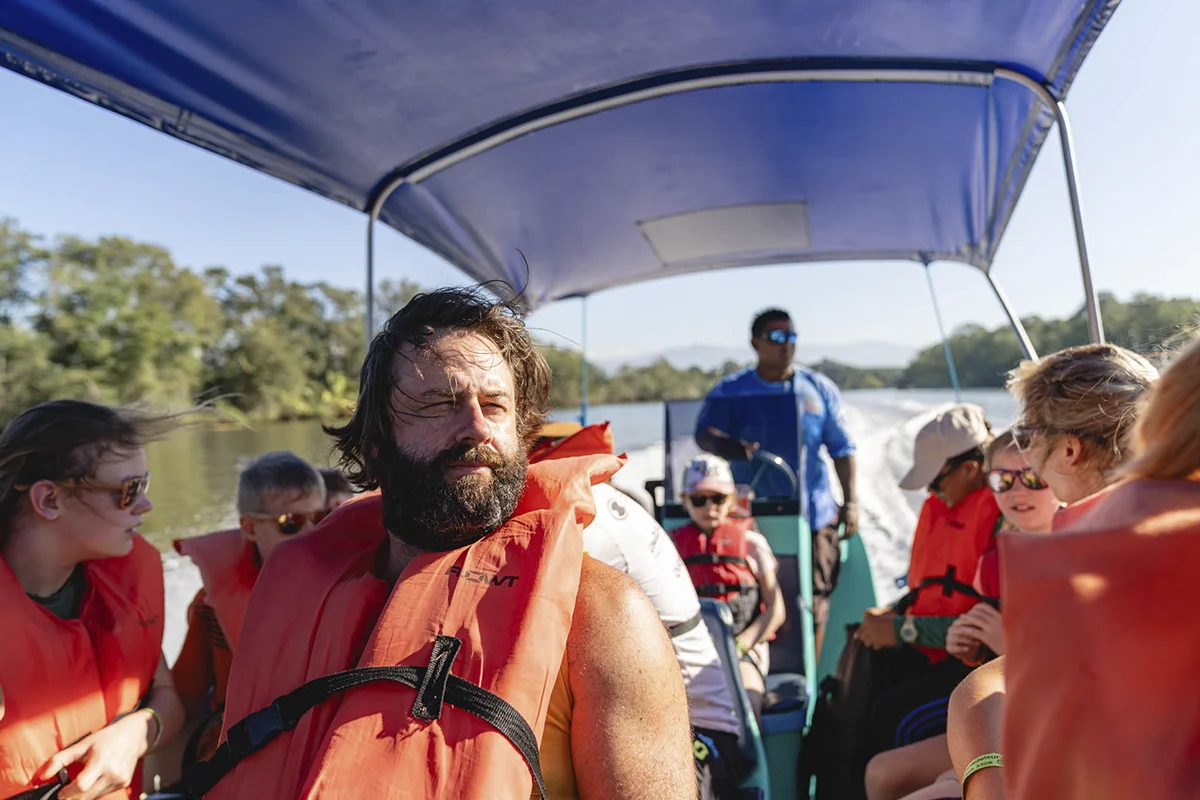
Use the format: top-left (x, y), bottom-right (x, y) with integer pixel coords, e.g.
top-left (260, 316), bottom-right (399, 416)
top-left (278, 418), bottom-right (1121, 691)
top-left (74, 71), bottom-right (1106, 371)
top-left (672, 453), bottom-right (786, 722)
top-left (849, 404), bottom-right (1000, 789)
top-left (170, 451), bottom-right (327, 763)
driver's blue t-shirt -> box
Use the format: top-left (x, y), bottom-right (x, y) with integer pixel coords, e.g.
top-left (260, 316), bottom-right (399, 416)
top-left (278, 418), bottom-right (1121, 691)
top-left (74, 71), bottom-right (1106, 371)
top-left (694, 365), bottom-right (855, 529)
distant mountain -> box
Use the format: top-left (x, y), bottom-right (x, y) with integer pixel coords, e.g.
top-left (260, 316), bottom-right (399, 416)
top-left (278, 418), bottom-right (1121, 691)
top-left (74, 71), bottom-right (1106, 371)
top-left (596, 340), bottom-right (918, 371)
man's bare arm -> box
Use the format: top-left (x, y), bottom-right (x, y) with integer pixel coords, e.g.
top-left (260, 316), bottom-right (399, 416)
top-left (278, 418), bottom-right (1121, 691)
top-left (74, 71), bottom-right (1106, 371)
top-left (568, 558), bottom-right (696, 800)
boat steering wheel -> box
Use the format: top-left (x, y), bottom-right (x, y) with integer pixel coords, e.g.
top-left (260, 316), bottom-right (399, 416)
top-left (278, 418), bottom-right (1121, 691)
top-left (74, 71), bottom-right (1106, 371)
top-left (746, 448), bottom-right (799, 500)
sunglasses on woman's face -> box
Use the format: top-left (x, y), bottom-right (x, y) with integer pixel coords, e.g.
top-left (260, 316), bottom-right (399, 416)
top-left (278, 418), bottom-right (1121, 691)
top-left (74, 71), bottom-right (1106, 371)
top-left (987, 468), bottom-right (1048, 493)
top-left (74, 472), bottom-right (151, 510)
top-left (246, 510), bottom-right (328, 535)
top-left (687, 493), bottom-right (728, 507)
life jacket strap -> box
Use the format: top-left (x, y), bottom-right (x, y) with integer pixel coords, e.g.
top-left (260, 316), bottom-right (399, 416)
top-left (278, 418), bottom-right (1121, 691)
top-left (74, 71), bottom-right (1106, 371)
top-left (893, 566), bottom-right (999, 614)
top-left (667, 611), bottom-right (703, 638)
top-left (181, 642), bottom-right (548, 800)
top-left (4, 769), bottom-right (68, 800)
top-left (695, 582), bottom-right (757, 598)
top-left (682, 553), bottom-right (751, 567)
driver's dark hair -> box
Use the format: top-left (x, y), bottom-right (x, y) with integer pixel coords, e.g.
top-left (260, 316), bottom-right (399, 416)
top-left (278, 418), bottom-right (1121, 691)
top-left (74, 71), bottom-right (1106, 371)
top-left (751, 308), bottom-right (792, 339)
top-left (325, 286), bottom-right (551, 490)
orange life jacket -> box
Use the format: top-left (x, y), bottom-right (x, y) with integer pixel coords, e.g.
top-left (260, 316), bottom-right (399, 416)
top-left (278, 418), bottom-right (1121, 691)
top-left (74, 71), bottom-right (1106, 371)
top-left (905, 488), bottom-right (999, 661)
top-left (0, 536), bottom-right (164, 798)
top-left (174, 530), bottom-right (258, 651)
top-left (1001, 478), bottom-right (1200, 800)
top-left (529, 421), bottom-right (615, 462)
top-left (671, 519), bottom-right (761, 633)
top-left (207, 452), bottom-right (622, 800)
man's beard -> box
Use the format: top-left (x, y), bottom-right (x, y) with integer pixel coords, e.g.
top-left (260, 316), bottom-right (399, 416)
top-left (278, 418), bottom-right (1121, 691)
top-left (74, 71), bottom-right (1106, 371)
top-left (377, 441), bottom-right (528, 552)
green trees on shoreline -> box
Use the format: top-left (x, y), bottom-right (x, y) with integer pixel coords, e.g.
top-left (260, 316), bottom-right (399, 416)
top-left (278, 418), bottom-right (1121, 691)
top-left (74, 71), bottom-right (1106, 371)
top-left (2, 219), bottom-right (1196, 424)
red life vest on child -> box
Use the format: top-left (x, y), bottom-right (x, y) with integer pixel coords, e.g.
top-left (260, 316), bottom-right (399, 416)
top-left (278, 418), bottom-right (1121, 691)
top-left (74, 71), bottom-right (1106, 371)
top-left (671, 518), bottom-right (760, 633)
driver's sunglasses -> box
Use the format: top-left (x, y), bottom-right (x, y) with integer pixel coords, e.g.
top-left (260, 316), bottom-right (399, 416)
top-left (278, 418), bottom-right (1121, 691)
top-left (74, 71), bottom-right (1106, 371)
top-left (73, 472), bottom-right (151, 510)
top-left (246, 510), bottom-right (328, 535)
top-left (761, 330), bottom-right (797, 345)
top-left (987, 468), bottom-right (1048, 493)
top-left (687, 493), bottom-right (728, 507)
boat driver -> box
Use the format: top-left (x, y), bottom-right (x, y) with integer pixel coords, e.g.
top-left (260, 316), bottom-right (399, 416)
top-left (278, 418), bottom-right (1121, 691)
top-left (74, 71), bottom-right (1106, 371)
top-left (694, 307), bottom-right (858, 660)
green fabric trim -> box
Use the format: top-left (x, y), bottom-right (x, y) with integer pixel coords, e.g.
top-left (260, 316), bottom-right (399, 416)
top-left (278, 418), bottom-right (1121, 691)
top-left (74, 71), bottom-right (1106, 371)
top-left (894, 615), bottom-right (956, 648)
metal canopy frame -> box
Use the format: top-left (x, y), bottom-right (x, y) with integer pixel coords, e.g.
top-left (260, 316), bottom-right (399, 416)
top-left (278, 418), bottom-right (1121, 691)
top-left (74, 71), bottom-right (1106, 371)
top-left (364, 59), bottom-right (1105, 363)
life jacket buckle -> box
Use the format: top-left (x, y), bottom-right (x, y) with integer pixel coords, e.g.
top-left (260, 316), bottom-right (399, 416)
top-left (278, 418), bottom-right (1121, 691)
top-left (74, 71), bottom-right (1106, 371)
top-left (226, 699), bottom-right (285, 757)
top-left (412, 635), bottom-right (463, 722)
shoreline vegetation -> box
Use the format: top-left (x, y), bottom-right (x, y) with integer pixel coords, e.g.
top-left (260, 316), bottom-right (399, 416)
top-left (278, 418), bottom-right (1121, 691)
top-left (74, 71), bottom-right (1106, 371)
top-left (2, 219), bottom-right (1196, 425)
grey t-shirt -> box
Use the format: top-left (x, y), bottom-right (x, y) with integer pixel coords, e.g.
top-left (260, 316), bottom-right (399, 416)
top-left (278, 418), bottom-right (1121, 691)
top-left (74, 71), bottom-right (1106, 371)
top-left (29, 564), bottom-right (87, 619)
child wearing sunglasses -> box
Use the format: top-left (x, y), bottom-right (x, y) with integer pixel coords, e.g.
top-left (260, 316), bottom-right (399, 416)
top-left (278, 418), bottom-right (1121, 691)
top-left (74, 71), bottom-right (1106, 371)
top-left (0, 400), bottom-right (186, 800)
top-left (864, 431), bottom-right (1059, 800)
top-left (673, 454), bottom-right (786, 723)
top-left (170, 451), bottom-right (326, 770)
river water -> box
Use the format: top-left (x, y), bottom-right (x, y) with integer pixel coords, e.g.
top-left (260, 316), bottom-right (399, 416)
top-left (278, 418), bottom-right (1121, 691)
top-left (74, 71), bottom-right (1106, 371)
top-left (149, 388), bottom-right (1016, 660)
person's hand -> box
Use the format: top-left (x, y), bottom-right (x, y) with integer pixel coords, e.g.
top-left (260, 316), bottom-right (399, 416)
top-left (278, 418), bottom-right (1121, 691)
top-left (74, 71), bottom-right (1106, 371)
top-left (36, 710), bottom-right (156, 800)
top-left (838, 501), bottom-right (860, 539)
top-left (855, 612), bottom-right (898, 649)
top-left (736, 439), bottom-right (760, 462)
top-left (946, 617), bottom-right (984, 662)
top-left (954, 603), bottom-right (1005, 656)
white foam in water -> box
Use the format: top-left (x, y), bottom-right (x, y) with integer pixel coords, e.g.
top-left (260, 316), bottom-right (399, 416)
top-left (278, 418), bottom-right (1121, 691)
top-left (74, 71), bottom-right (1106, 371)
top-left (157, 392), bottom-right (1009, 662)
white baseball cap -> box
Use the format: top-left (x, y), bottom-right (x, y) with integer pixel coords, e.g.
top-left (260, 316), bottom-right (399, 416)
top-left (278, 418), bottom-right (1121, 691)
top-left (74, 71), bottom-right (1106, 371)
top-left (682, 453), bottom-right (736, 495)
top-left (899, 404), bottom-right (992, 491)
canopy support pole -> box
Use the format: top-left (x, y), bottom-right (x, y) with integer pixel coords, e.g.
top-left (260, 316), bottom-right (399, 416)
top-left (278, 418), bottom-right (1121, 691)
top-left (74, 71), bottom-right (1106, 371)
top-left (580, 296), bottom-right (590, 426)
top-left (923, 261), bottom-right (962, 402)
top-left (365, 211), bottom-right (378, 350)
top-left (993, 69), bottom-right (1105, 345)
top-left (985, 273), bottom-right (1039, 360)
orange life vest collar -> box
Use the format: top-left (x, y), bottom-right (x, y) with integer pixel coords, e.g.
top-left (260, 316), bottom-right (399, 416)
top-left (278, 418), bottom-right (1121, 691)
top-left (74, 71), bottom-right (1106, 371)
top-left (0, 537), bottom-right (164, 798)
top-left (174, 529), bottom-right (258, 649)
top-left (209, 452), bottom-right (622, 800)
top-left (529, 421), bottom-right (615, 462)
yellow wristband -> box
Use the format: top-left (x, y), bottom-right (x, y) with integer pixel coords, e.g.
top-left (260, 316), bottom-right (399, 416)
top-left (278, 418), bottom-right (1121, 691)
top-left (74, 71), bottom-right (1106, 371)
top-left (736, 639), bottom-right (748, 656)
top-left (962, 752), bottom-right (1003, 793)
top-left (143, 707), bottom-right (164, 754)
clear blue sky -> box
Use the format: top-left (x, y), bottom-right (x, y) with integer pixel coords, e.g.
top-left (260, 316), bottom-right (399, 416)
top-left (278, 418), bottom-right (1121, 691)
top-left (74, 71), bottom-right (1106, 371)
top-left (2, 1), bottom-right (1195, 363)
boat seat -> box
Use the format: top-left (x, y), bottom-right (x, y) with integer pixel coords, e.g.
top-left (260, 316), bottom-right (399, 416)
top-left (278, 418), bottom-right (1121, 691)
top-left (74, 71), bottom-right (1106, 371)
top-left (760, 672), bottom-right (809, 735)
top-left (698, 599), bottom-right (761, 769)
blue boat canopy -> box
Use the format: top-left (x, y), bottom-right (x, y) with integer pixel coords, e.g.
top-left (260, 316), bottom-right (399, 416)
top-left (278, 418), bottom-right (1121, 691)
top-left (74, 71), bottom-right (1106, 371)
top-left (0, 1), bottom-right (1119, 311)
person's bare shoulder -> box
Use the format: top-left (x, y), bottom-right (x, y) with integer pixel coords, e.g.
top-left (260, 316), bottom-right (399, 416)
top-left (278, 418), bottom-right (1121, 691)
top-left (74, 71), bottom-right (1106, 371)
top-left (566, 558), bottom-right (696, 799)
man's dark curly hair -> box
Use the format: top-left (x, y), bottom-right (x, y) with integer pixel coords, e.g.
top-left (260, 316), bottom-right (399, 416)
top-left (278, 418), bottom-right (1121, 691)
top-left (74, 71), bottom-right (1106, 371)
top-left (325, 287), bottom-right (551, 489)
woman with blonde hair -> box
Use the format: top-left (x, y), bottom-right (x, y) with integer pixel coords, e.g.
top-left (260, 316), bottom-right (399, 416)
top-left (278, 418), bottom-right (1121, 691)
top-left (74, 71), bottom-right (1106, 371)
top-left (993, 334), bottom-right (1200, 800)
top-left (1007, 342), bottom-right (1157, 505)
top-left (945, 342), bottom-right (1161, 800)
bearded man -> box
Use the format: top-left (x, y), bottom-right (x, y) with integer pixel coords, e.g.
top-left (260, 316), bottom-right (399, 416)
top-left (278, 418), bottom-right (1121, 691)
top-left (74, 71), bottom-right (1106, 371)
top-left (202, 288), bottom-right (695, 800)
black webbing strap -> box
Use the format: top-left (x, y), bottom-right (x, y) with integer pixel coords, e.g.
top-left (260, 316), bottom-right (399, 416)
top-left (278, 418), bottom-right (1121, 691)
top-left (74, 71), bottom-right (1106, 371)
top-left (892, 566), bottom-right (997, 615)
top-left (4, 770), bottom-right (68, 800)
top-left (695, 581), bottom-right (757, 598)
top-left (682, 553), bottom-right (751, 567)
top-left (182, 636), bottom-right (547, 800)
top-left (667, 611), bottom-right (703, 638)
